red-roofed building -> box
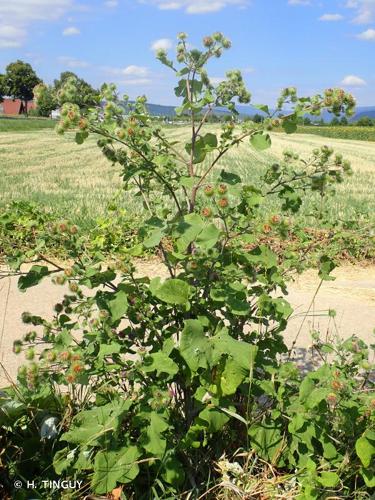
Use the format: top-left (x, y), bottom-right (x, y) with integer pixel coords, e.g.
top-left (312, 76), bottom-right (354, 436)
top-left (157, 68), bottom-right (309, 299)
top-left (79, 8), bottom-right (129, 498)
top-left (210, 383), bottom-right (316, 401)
top-left (1, 98), bottom-right (36, 115)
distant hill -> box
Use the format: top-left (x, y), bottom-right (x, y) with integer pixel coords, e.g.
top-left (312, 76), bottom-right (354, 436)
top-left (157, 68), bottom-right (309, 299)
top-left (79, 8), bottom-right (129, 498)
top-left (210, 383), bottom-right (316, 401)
top-left (145, 102), bottom-right (231, 117)
top-left (146, 103), bottom-right (176, 117)
top-left (353, 107), bottom-right (375, 121)
top-left (141, 102), bottom-right (375, 122)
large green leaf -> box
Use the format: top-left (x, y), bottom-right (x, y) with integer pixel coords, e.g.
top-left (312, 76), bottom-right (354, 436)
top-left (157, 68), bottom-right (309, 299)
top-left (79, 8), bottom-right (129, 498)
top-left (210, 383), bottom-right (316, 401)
top-left (180, 319), bottom-right (211, 372)
top-left (361, 468), bottom-right (375, 488)
top-left (185, 137), bottom-right (206, 164)
top-left (317, 471), bottom-right (339, 488)
top-left (210, 282), bottom-right (250, 316)
top-left (174, 213), bottom-right (220, 252)
top-left (211, 329), bottom-right (257, 395)
top-left (197, 407), bottom-right (230, 432)
top-left (61, 400), bottom-right (131, 446)
top-left (212, 329), bottom-right (258, 372)
top-left (97, 343), bottom-right (121, 362)
top-left (108, 290), bottom-right (128, 322)
top-left (203, 132), bottom-right (218, 149)
top-left (174, 213), bottom-right (203, 252)
top-left (282, 118), bottom-right (298, 134)
top-left (319, 255), bottom-right (336, 281)
top-left (248, 421), bottom-right (284, 465)
top-left (299, 377), bottom-right (315, 402)
top-left (142, 351), bottom-right (179, 377)
top-left (53, 448), bottom-right (75, 474)
top-left (161, 454), bottom-right (185, 486)
top-left (92, 445), bottom-right (140, 494)
top-left (0, 396), bottom-right (26, 425)
top-left (141, 412), bottom-right (169, 457)
top-left (245, 245), bottom-right (277, 269)
top-left (306, 388), bottom-right (330, 409)
top-left (18, 265), bottom-right (49, 292)
top-left (151, 278), bottom-right (190, 306)
top-left (143, 228), bottom-right (164, 248)
top-left (196, 223), bottom-right (221, 250)
top-left (250, 132), bottom-right (271, 151)
top-left (356, 436), bottom-right (375, 468)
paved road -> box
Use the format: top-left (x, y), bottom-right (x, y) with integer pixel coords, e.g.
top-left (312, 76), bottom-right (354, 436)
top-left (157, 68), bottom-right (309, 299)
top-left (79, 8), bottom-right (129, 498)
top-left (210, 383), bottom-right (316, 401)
top-left (1, 262), bottom-right (374, 386)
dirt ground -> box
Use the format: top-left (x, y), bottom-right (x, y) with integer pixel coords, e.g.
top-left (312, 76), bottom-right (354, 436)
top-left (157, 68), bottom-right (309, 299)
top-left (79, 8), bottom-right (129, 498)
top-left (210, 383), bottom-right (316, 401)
top-left (1, 261), bottom-right (374, 387)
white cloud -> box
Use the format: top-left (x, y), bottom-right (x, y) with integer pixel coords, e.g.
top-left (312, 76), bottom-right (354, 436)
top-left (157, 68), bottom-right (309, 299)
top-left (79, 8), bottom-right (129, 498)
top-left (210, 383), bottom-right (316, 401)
top-left (62, 26), bottom-right (80, 36)
top-left (341, 74), bottom-right (367, 86)
top-left (0, 25), bottom-right (26, 47)
top-left (104, 0), bottom-right (119, 6)
top-left (151, 38), bottom-right (173, 51)
top-left (346, 0), bottom-right (375, 24)
top-left (58, 56), bottom-right (90, 68)
top-left (142, 0), bottom-right (248, 14)
top-left (357, 27), bottom-right (375, 39)
top-left (101, 65), bottom-right (152, 82)
top-left (0, 0), bottom-right (74, 49)
top-left (288, 0), bottom-right (310, 5)
top-left (158, 2), bottom-right (180, 8)
top-left (0, 0), bottom-right (73, 21)
top-left (122, 65), bottom-right (149, 76)
top-left (319, 13), bottom-right (344, 21)
top-left (210, 76), bottom-right (225, 85)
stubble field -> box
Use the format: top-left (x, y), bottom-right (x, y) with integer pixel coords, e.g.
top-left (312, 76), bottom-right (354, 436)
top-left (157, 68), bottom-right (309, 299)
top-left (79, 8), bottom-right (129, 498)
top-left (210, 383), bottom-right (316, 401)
top-left (1, 127), bottom-right (375, 229)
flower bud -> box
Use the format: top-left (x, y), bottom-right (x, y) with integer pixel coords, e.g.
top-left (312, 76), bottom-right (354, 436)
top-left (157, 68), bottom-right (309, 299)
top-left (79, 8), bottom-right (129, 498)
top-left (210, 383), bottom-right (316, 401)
top-left (25, 348), bottom-right (35, 361)
top-left (13, 341), bottom-right (22, 354)
top-left (217, 184), bottom-right (228, 195)
top-left (327, 393), bottom-right (337, 406)
top-left (59, 351), bottom-right (71, 362)
top-left (69, 282), bottom-right (79, 293)
top-left (203, 36), bottom-right (214, 48)
top-left (201, 207), bottom-right (212, 218)
top-left (218, 197), bottom-right (229, 208)
top-left (99, 309), bottom-right (109, 319)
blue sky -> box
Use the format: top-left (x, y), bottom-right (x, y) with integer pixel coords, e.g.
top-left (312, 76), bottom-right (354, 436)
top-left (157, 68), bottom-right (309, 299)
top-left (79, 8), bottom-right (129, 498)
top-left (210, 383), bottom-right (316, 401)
top-left (0, 0), bottom-right (374, 106)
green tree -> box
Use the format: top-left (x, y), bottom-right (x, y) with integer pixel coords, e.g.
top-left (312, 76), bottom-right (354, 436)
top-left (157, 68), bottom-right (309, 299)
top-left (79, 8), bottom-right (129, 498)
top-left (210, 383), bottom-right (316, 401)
top-left (340, 116), bottom-right (348, 126)
top-left (33, 84), bottom-right (58, 117)
top-left (253, 113), bottom-right (264, 123)
top-left (54, 71), bottom-right (98, 109)
top-left (331, 116), bottom-right (340, 126)
top-left (357, 116), bottom-right (374, 127)
top-left (4, 60), bottom-right (41, 114)
top-left (0, 73), bottom-right (6, 102)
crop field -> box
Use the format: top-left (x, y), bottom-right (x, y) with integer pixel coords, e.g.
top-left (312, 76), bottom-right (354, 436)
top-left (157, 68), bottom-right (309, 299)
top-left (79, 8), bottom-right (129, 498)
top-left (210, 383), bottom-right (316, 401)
top-left (295, 125), bottom-right (375, 142)
top-left (1, 126), bottom-right (375, 229)
top-left (0, 116), bottom-right (56, 132)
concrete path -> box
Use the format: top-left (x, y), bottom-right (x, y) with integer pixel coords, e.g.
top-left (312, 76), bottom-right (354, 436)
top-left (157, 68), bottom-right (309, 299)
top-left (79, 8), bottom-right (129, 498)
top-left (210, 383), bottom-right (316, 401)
top-left (1, 262), bottom-right (374, 386)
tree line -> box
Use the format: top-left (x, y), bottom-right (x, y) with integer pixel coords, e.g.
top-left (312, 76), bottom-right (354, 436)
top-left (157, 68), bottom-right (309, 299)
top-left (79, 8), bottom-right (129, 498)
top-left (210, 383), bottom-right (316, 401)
top-left (0, 60), bottom-right (98, 117)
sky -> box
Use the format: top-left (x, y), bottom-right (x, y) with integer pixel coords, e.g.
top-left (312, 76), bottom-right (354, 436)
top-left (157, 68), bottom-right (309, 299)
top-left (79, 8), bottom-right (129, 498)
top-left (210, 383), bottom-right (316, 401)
top-left (0, 0), bottom-right (374, 106)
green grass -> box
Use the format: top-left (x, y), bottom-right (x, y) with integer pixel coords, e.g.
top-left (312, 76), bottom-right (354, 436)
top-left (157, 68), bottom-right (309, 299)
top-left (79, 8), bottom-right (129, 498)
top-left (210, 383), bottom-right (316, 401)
top-left (0, 127), bottom-right (374, 231)
top-left (0, 116), bottom-right (56, 132)
top-left (294, 125), bottom-right (375, 142)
